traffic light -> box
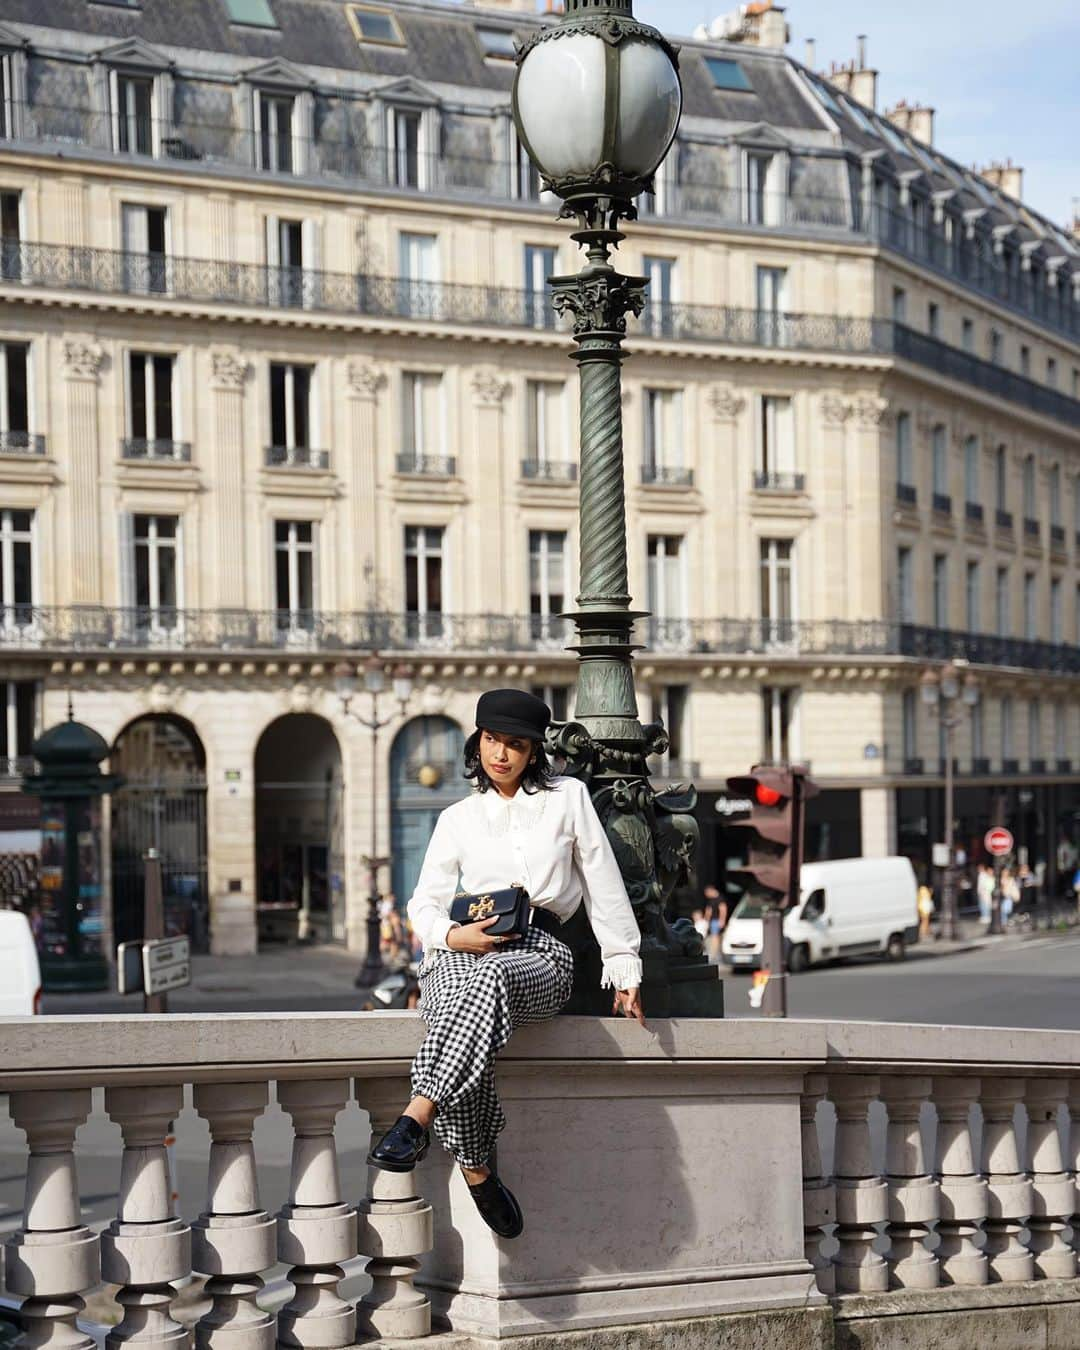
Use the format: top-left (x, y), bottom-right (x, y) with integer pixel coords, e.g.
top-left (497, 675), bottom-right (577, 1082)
top-left (725, 765), bottom-right (819, 910)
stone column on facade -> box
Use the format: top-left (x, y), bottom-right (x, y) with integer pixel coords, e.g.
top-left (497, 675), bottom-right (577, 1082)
top-left (466, 368), bottom-right (511, 615)
top-left (980, 1077), bottom-right (1034, 1283)
top-left (819, 393), bottom-right (852, 619)
top-left (830, 1074), bottom-right (888, 1292)
top-left (275, 1080), bottom-right (357, 1349)
top-left (3, 1090), bottom-right (100, 1350)
top-left (355, 1079), bottom-right (433, 1339)
top-left (800, 1073), bottom-right (835, 1294)
top-left (191, 1082), bottom-right (277, 1350)
top-left (61, 339), bottom-right (106, 604)
top-left (932, 1076), bottom-right (988, 1285)
top-left (100, 1085), bottom-right (192, 1350)
top-left (1068, 1080), bottom-right (1080, 1260)
top-left (849, 394), bottom-right (889, 621)
top-left (859, 787), bottom-right (897, 857)
top-left (208, 349), bottom-right (251, 610)
top-left (707, 383), bottom-right (746, 621)
top-left (1024, 1078), bottom-right (1076, 1279)
top-left (880, 1075), bottom-right (939, 1289)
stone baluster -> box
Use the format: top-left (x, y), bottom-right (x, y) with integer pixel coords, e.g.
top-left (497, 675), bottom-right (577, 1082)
top-left (830, 1075), bottom-right (888, 1292)
top-left (275, 1080), bottom-right (357, 1349)
top-left (1069, 1081), bottom-right (1080, 1261)
top-left (980, 1077), bottom-right (1033, 1283)
top-left (191, 1083), bottom-right (277, 1350)
top-left (932, 1076), bottom-right (987, 1285)
top-left (3, 1090), bottom-right (101, 1350)
top-left (100, 1085), bottom-right (192, 1350)
top-left (800, 1075), bottom-right (835, 1295)
top-left (1025, 1079), bottom-right (1076, 1279)
top-left (355, 1084), bottom-right (433, 1339)
top-left (881, 1075), bottom-right (939, 1289)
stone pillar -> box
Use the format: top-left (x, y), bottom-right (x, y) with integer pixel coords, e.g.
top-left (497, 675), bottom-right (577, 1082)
top-left (819, 393), bottom-right (852, 619)
top-left (980, 1077), bottom-right (1033, 1283)
top-left (848, 394), bottom-right (889, 619)
top-left (208, 350), bottom-right (251, 610)
top-left (706, 383), bottom-right (746, 621)
top-left (465, 368), bottom-right (511, 615)
top-left (881, 1075), bottom-right (939, 1289)
top-left (932, 1076), bottom-right (988, 1285)
top-left (1068, 1080), bottom-right (1080, 1261)
top-left (355, 1080), bottom-right (433, 1339)
top-left (344, 361), bottom-right (386, 612)
top-left (800, 1074), bottom-right (835, 1294)
top-left (61, 338), bottom-right (106, 604)
top-left (100, 1085), bottom-right (191, 1350)
top-left (3, 1090), bottom-right (100, 1350)
top-left (859, 787), bottom-right (897, 857)
top-left (275, 1080), bottom-right (357, 1349)
top-left (1024, 1078), bottom-right (1076, 1279)
top-left (191, 1083), bottom-right (277, 1350)
top-left (830, 1074), bottom-right (888, 1292)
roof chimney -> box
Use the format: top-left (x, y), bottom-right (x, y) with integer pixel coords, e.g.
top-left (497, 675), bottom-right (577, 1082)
top-left (714, 1), bottom-right (789, 49)
top-left (825, 38), bottom-right (877, 111)
top-left (885, 99), bottom-right (936, 147)
top-left (805, 37), bottom-right (816, 68)
top-left (979, 159), bottom-right (1024, 201)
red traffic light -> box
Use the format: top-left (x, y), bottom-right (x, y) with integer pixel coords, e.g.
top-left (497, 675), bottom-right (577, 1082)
top-left (755, 784), bottom-right (783, 807)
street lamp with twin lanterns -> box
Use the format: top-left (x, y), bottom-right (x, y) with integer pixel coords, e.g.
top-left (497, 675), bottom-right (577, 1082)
top-left (920, 661), bottom-right (979, 942)
top-left (335, 655), bottom-right (414, 987)
top-left (513, 4), bottom-right (720, 1015)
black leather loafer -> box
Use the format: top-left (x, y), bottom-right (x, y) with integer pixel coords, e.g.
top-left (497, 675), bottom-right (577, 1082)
top-left (467, 1172), bottom-right (524, 1239)
top-left (367, 1115), bottom-right (430, 1172)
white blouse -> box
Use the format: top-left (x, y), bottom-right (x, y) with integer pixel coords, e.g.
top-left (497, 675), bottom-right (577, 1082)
top-left (406, 775), bottom-right (643, 991)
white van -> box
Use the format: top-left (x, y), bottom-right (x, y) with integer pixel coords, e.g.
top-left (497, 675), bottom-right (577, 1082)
top-left (0, 910), bottom-right (42, 1014)
top-left (721, 857), bottom-right (919, 973)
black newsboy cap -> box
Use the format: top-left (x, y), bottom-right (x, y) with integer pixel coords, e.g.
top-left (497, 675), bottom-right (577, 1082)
top-left (475, 689), bottom-right (551, 741)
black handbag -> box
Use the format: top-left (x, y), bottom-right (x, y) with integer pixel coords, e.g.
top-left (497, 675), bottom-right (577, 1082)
top-left (450, 883), bottom-right (530, 938)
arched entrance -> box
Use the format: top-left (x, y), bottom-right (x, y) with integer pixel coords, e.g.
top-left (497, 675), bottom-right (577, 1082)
top-left (255, 713), bottom-right (344, 945)
top-left (111, 715), bottom-right (209, 952)
top-left (390, 716), bottom-right (468, 906)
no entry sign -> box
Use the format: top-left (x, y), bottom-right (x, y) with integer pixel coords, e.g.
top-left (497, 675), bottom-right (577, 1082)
top-left (985, 827), bottom-right (1014, 857)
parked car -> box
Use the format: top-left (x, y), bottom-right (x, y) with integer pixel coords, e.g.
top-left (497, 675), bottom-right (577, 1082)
top-left (0, 910), bottom-right (42, 1014)
top-left (721, 856), bottom-right (919, 973)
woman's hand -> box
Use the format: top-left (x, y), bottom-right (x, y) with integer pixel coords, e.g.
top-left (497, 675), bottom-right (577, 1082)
top-left (612, 987), bottom-right (646, 1026)
top-left (447, 917), bottom-right (517, 955)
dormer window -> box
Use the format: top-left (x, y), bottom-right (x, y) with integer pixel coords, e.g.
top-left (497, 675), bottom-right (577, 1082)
top-left (0, 52), bottom-right (14, 140)
top-left (257, 92), bottom-right (294, 173)
top-left (224, 0), bottom-right (278, 28)
top-left (705, 57), bottom-right (752, 92)
top-left (346, 5), bottom-right (404, 46)
top-left (112, 72), bottom-right (155, 155)
top-left (477, 27), bottom-right (517, 61)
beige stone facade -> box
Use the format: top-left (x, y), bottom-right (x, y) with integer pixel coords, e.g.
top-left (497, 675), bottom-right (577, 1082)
top-left (0, 0), bottom-right (1078, 957)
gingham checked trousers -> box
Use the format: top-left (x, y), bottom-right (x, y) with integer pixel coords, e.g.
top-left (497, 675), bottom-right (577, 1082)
top-left (411, 926), bottom-right (574, 1168)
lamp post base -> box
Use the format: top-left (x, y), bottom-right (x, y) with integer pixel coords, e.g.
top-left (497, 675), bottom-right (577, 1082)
top-left (354, 896), bottom-right (385, 989)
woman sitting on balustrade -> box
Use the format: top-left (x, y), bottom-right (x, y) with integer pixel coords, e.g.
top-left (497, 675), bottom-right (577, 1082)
top-left (367, 688), bottom-right (644, 1239)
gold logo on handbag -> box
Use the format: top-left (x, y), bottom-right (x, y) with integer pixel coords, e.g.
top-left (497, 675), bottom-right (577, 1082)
top-left (451, 884), bottom-right (531, 938)
top-left (468, 896), bottom-right (495, 920)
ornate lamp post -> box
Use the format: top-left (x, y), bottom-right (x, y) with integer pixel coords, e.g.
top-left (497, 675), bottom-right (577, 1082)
top-left (513, 1), bottom-right (720, 1016)
top-left (335, 656), bottom-right (414, 987)
top-left (921, 662), bottom-right (979, 942)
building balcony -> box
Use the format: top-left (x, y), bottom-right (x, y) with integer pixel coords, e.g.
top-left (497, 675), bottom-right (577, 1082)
top-left (1050, 524), bottom-right (1067, 551)
top-left (0, 430), bottom-right (46, 456)
top-left (521, 459), bottom-right (578, 483)
top-left (641, 464), bottom-right (694, 488)
top-left (1030, 758), bottom-right (1048, 774)
top-left (753, 471), bottom-right (806, 493)
top-left (265, 445), bottom-right (330, 470)
top-left (995, 508), bottom-right (1014, 532)
top-left (903, 757), bottom-right (925, 775)
top-left (122, 438), bottom-right (192, 463)
top-left (395, 454), bottom-right (456, 478)
top-left (1002, 758), bottom-right (1020, 774)
top-left (1023, 517), bottom-right (1041, 542)
top-left (932, 492), bottom-right (952, 517)
top-left (896, 482), bottom-right (917, 507)
top-left (971, 757), bottom-right (992, 775)
top-left (965, 501), bottom-right (984, 525)
top-left (1057, 758), bottom-right (1073, 774)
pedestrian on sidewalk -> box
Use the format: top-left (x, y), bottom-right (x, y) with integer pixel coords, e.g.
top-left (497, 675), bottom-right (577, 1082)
top-left (976, 864), bottom-right (995, 926)
top-left (367, 689), bottom-right (644, 1242)
top-left (917, 882), bottom-right (934, 941)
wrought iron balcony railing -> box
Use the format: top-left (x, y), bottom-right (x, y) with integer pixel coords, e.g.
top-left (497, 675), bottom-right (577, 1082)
top-left (1002, 758), bottom-right (1020, 774)
top-left (395, 454), bottom-right (456, 478)
top-left (122, 438), bottom-right (192, 463)
top-left (641, 464), bottom-right (694, 487)
top-left (0, 430), bottom-right (45, 456)
top-left (1024, 517), bottom-right (1041, 541)
top-left (1050, 524), bottom-right (1067, 549)
top-left (996, 509), bottom-right (1014, 531)
top-left (903, 757), bottom-right (925, 775)
top-left (265, 445), bottom-right (330, 470)
top-left (521, 459), bottom-right (578, 483)
top-left (0, 608), bottom-right (1075, 673)
top-left (896, 482), bottom-right (917, 507)
top-left (754, 471), bottom-right (806, 492)
top-left (932, 492), bottom-right (952, 516)
top-left (1030, 758), bottom-right (1048, 774)
top-left (971, 757), bottom-right (992, 775)
top-left (965, 501), bottom-right (984, 524)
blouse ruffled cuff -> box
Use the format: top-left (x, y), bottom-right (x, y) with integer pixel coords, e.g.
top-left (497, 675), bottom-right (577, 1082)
top-left (600, 954), bottom-right (643, 992)
top-left (427, 914), bottom-right (460, 951)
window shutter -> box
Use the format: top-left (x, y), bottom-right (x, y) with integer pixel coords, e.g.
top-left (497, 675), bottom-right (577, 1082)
top-left (118, 513), bottom-right (136, 623)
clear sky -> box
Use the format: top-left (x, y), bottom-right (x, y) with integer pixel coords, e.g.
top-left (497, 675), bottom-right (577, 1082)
top-left (634, 0), bottom-right (1079, 228)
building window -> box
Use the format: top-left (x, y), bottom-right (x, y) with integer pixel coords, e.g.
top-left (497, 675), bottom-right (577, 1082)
top-left (1051, 577), bottom-right (1063, 644)
top-left (0, 508), bottom-right (32, 623)
top-left (1054, 703), bottom-right (1067, 763)
top-left (270, 362), bottom-right (314, 460)
top-left (762, 686), bottom-right (794, 765)
top-left (760, 537), bottom-right (794, 640)
top-left (643, 255), bottom-right (676, 336)
top-left (927, 302), bottom-right (940, 338)
top-left (995, 566), bottom-right (1010, 636)
top-left (643, 388), bottom-right (684, 482)
top-left (931, 424), bottom-right (948, 498)
top-left (892, 287), bottom-right (907, 324)
top-left (932, 553), bottom-right (948, 628)
top-left (961, 318), bottom-right (974, 353)
top-left (1001, 696), bottom-right (1014, 765)
top-left (225, 0), bottom-right (279, 28)
top-left (531, 684), bottom-right (570, 722)
top-left (1022, 454), bottom-right (1036, 523)
top-left (528, 529), bottom-right (568, 642)
top-left (651, 685), bottom-right (689, 767)
top-left (257, 91), bottom-right (295, 173)
top-left (963, 434), bottom-right (979, 506)
top-left (511, 124), bottom-right (542, 202)
top-left (995, 445), bottom-right (1008, 512)
top-left (902, 688), bottom-right (918, 763)
top-left (638, 145), bottom-right (676, 218)
top-left (525, 380), bottom-right (568, 473)
top-left (1049, 464), bottom-right (1062, 529)
top-left (400, 371), bottom-right (443, 472)
top-left (1023, 571), bottom-right (1037, 640)
top-left (647, 534), bottom-right (685, 645)
top-left (895, 411), bottom-right (913, 487)
top-left (128, 351), bottom-right (175, 449)
top-left (746, 152), bottom-right (782, 226)
top-left (0, 53), bottom-right (16, 141)
top-left (0, 342), bottom-right (29, 445)
top-left (758, 394), bottom-right (796, 487)
top-left (111, 72), bottom-right (155, 156)
top-left (524, 244), bottom-right (557, 329)
top-left (121, 203), bottom-right (169, 294)
top-left (970, 698), bottom-right (984, 766)
top-left (756, 266), bottom-right (789, 345)
top-left (346, 5), bottom-right (404, 44)
top-left (266, 216), bottom-right (315, 308)
top-left (404, 525), bottom-right (444, 640)
top-left (274, 520), bottom-right (316, 631)
top-left (1028, 700), bottom-right (1042, 766)
top-left (0, 680), bottom-right (35, 771)
top-left (388, 107), bottom-right (425, 189)
top-left (0, 190), bottom-right (19, 282)
top-left (897, 546), bottom-right (914, 623)
top-left (132, 515), bottom-right (180, 630)
top-left (965, 560), bottom-right (980, 632)
top-left (989, 329), bottom-right (1003, 365)
top-left (397, 231), bottom-right (439, 316)
top-left (1020, 345), bottom-right (1031, 378)
top-left (1047, 357), bottom-right (1058, 389)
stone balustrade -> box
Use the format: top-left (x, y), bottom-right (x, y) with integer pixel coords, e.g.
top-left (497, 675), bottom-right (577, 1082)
top-left (1, 1014), bottom-right (1080, 1350)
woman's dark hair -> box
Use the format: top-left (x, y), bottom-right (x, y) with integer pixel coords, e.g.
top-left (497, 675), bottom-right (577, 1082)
top-left (464, 729), bottom-right (556, 794)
